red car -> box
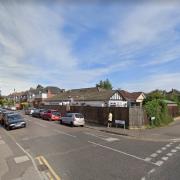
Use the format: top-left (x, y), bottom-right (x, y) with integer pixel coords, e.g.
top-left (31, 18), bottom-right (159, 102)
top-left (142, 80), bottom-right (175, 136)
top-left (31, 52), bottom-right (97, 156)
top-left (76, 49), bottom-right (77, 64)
top-left (42, 110), bottom-right (61, 121)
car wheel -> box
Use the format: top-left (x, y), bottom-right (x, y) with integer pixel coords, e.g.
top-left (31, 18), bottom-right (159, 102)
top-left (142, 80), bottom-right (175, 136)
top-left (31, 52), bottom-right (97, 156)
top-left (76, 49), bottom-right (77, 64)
top-left (6, 125), bottom-right (10, 131)
top-left (60, 120), bottom-right (63, 124)
top-left (70, 122), bottom-right (74, 127)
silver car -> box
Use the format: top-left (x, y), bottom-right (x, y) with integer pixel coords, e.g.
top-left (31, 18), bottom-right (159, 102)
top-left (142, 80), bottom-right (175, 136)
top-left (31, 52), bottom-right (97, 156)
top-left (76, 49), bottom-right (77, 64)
top-left (60, 113), bottom-right (85, 127)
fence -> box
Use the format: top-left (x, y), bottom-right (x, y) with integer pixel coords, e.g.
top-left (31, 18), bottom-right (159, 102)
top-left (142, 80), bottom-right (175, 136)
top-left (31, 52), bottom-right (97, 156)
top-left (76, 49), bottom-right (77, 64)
top-left (167, 106), bottom-right (179, 117)
top-left (41, 105), bottom-right (149, 128)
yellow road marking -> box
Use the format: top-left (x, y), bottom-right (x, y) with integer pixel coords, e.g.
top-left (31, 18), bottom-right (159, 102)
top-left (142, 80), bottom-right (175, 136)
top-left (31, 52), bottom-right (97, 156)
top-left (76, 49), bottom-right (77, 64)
top-left (36, 156), bottom-right (61, 180)
top-left (36, 156), bottom-right (43, 165)
top-left (46, 172), bottom-right (54, 180)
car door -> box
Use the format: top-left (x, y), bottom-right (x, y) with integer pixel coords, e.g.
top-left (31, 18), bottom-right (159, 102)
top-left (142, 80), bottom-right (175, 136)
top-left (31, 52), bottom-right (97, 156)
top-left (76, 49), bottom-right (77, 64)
top-left (67, 113), bottom-right (73, 124)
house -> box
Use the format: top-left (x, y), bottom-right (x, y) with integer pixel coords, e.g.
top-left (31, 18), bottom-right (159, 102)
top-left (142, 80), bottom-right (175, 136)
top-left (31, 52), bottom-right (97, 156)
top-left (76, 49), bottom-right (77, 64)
top-left (44, 87), bottom-right (128, 107)
top-left (7, 86), bottom-right (64, 108)
top-left (27, 86), bottom-right (64, 107)
top-left (119, 90), bottom-right (146, 107)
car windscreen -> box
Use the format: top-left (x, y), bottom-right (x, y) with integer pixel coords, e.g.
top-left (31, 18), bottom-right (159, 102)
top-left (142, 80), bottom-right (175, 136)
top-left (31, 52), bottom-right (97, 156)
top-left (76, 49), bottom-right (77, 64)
top-left (7, 114), bottom-right (23, 122)
top-left (75, 114), bottom-right (84, 118)
top-left (34, 109), bottom-right (40, 113)
top-left (52, 111), bottom-right (60, 116)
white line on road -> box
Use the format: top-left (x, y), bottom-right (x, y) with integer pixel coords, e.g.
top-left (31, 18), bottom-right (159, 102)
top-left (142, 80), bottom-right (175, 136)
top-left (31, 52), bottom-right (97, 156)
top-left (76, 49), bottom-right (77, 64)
top-left (88, 141), bottom-right (158, 166)
top-left (84, 132), bottom-right (119, 142)
top-left (155, 161), bottom-right (164, 166)
top-left (161, 157), bottom-right (168, 161)
top-left (145, 157), bottom-right (152, 162)
top-left (156, 150), bottom-right (162, 153)
top-left (151, 153), bottom-right (158, 158)
top-left (14, 155), bottom-right (29, 164)
top-left (171, 149), bottom-right (177, 153)
top-left (34, 122), bottom-right (47, 128)
top-left (148, 168), bottom-right (156, 175)
top-left (53, 129), bottom-right (76, 138)
top-left (84, 132), bottom-right (108, 140)
top-left (16, 142), bottom-right (43, 180)
top-left (0, 140), bottom-right (5, 145)
top-left (176, 146), bottom-right (180, 150)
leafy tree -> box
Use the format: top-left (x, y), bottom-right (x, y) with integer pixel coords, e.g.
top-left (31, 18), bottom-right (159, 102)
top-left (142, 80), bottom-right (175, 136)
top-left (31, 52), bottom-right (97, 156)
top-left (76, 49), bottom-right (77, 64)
top-left (96, 79), bottom-right (112, 90)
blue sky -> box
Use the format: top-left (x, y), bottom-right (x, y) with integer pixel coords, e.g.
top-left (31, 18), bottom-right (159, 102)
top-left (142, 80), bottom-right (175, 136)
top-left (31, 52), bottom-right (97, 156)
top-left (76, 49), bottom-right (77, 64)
top-left (0, 0), bottom-right (180, 95)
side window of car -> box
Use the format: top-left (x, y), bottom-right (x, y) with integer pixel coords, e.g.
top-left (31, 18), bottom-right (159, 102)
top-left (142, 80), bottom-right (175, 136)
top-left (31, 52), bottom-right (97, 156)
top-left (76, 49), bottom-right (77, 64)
top-left (67, 114), bottom-right (72, 117)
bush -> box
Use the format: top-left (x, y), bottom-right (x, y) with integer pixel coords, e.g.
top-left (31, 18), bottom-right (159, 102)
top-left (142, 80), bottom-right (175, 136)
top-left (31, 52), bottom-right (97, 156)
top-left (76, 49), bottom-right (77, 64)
top-left (144, 99), bottom-right (173, 127)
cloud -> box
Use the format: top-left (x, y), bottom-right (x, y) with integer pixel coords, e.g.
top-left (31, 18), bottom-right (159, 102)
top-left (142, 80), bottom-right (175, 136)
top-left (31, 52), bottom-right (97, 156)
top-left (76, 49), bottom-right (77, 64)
top-left (120, 72), bottom-right (180, 92)
top-left (112, 3), bottom-right (180, 47)
top-left (0, 1), bottom-right (180, 95)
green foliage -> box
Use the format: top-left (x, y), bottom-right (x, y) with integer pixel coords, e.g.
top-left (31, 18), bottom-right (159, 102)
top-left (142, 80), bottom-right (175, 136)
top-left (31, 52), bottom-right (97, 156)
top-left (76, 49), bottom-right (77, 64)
top-left (144, 99), bottom-right (173, 127)
top-left (0, 98), bottom-right (14, 106)
top-left (96, 79), bottom-right (112, 90)
top-left (144, 90), bottom-right (165, 104)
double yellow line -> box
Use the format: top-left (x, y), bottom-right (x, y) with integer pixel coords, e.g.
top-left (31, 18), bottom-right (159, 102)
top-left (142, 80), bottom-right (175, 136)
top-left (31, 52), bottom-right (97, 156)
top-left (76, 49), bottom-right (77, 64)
top-left (36, 156), bottom-right (61, 180)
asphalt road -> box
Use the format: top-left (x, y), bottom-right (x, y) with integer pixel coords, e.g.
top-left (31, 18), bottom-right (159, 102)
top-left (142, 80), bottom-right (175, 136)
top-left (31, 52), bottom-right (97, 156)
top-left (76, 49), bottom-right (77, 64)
top-left (1, 111), bottom-right (180, 180)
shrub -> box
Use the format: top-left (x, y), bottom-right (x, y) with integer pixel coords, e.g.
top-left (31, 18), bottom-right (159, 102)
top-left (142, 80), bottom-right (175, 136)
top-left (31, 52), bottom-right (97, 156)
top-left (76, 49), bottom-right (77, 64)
top-left (144, 99), bottom-right (173, 127)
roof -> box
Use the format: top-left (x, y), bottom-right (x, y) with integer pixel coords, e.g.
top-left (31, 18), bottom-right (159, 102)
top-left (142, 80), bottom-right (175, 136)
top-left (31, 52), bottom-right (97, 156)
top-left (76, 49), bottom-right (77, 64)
top-left (44, 86), bottom-right (64, 94)
top-left (162, 100), bottom-right (178, 104)
top-left (119, 90), bottom-right (144, 101)
top-left (46, 87), bottom-right (120, 101)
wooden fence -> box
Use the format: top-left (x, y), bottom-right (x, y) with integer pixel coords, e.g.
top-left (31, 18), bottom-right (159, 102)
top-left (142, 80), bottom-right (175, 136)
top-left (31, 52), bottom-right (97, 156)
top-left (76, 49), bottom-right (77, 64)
top-left (41, 105), bottom-right (149, 128)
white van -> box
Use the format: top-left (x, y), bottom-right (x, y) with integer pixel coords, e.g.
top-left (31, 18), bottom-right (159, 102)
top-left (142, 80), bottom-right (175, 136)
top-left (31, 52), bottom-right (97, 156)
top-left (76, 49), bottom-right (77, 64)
top-left (60, 113), bottom-right (85, 127)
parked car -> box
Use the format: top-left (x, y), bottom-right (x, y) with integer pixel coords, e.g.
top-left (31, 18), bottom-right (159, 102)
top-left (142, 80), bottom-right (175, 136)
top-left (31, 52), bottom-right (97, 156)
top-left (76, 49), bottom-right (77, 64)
top-left (40, 109), bottom-right (46, 118)
top-left (32, 109), bottom-right (45, 118)
top-left (60, 113), bottom-right (85, 127)
top-left (1, 111), bottom-right (14, 126)
top-left (42, 110), bottom-right (61, 121)
top-left (24, 107), bottom-right (36, 115)
top-left (4, 113), bottom-right (26, 130)
top-left (10, 106), bottom-right (16, 111)
top-left (0, 109), bottom-right (6, 125)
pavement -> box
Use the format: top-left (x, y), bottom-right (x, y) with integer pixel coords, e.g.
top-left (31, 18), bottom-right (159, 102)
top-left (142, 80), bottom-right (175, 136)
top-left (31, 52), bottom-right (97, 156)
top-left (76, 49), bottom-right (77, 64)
top-left (0, 112), bottom-right (180, 180)
top-left (85, 116), bottom-right (180, 142)
top-left (0, 126), bottom-right (42, 180)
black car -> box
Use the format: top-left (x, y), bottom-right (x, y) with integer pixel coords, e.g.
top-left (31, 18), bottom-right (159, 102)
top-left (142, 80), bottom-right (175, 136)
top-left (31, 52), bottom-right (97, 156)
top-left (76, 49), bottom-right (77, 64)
top-left (32, 109), bottom-right (45, 118)
top-left (4, 113), bottom-right (26, 130)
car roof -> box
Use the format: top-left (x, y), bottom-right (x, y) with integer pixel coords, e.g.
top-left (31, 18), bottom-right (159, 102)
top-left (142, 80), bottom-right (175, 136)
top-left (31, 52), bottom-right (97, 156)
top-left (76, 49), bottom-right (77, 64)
top-left (3, 111), bottom-right (14, 114)
top-left (8, 113), bottom-right (21, 116)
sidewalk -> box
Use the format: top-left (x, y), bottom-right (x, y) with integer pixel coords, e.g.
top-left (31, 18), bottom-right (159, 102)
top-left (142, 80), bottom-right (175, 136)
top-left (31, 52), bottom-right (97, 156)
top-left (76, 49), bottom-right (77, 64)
top-left (0, 128), bottom-right (42, 180)
top-left (85, 117), bottom-right (180, 142)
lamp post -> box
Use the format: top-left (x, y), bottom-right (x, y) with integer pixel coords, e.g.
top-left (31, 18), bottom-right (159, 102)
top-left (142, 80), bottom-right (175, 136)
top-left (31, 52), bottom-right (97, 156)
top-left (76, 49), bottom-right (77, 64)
top-left (14, 88), bottom-right (16, 106)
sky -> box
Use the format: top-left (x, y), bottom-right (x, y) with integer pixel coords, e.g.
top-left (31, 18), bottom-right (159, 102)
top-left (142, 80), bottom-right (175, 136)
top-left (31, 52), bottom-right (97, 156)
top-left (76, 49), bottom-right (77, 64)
top-left (0, 0), bottom-right (180, 95)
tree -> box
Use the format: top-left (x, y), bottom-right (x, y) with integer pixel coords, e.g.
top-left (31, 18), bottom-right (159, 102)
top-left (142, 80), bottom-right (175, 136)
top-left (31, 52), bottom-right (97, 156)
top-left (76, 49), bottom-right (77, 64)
top-left (36, 84), bottom-right (43, 89)
top-left (96, 79), bottom-right (113, 90)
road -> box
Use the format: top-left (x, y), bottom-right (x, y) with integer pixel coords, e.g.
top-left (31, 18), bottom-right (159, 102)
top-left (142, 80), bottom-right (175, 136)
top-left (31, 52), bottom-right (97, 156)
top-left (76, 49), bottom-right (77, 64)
top-left (0, 112), bottom-right (180, 180)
